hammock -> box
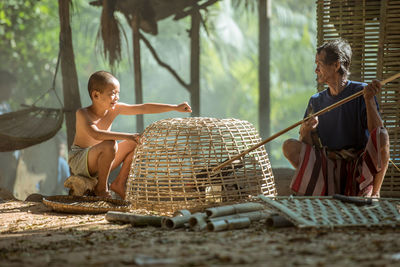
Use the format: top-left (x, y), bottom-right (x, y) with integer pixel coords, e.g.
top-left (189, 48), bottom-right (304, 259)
top-left (0, 51), bottom-right (64, 152)
top-left (0, 106), bottom-right (63, 152)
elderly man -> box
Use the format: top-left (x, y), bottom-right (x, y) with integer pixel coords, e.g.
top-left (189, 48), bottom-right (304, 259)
top-left (282, 38), bottom-right (390, 197)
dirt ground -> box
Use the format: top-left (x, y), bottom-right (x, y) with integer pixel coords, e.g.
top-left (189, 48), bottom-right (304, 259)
top-left (1, 199), bottom-right (400, 267)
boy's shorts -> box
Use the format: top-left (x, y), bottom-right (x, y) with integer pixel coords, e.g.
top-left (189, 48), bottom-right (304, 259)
top-left (68, 145), bottom-right (96, 178)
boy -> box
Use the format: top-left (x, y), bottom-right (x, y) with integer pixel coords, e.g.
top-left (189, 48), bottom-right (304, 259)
top-left (68, 70), bottom-right (192, 199)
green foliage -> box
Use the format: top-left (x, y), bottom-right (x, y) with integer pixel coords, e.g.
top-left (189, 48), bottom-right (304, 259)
top-left (269, 0), bottom-right (317, 166)
top-left (0, 0), bottom-right (59, 109)
top-left (200, 0), bottom-right (317, 167)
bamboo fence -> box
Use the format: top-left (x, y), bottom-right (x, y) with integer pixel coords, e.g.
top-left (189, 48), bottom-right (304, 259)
top-left (317, 0), bottom-right (400, 197)
top-left (125, 117), bottom-right (277, 213)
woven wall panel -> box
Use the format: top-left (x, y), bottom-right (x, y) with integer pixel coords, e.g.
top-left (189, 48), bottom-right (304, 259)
top-left (379, 0), bottom-right (400, 197)
top-left (317, 0), bottom-right (400, 197)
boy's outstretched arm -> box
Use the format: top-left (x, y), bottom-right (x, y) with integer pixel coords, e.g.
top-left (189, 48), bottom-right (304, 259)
top-left (117, 102), bottom-right (192, 115)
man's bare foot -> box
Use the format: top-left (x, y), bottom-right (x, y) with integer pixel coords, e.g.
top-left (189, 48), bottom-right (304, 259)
top-left (93, 188), bottom-right (112, 199)
top-left (110, 182), bottom-right (126, 200)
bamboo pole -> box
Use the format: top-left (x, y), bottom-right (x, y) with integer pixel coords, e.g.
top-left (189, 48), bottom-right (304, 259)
top-left (212, 72), bottom-right (400, 172)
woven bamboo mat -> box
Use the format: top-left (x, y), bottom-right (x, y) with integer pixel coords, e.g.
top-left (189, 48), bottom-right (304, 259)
top-left (259, 195), bottom-right (400, 228)
top-left (43, 195), bottom-right (131, 214)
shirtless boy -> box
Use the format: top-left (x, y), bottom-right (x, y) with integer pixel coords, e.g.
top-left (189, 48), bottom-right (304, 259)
top-left (68, 70), bottom-right (192, 199)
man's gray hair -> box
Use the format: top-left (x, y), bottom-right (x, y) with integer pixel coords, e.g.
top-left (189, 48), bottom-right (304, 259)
top-left (317, 38), bottom-right (352, 77)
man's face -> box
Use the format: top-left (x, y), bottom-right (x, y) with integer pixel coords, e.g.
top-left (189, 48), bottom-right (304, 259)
top-left (315, 50), bottom-right (337, 84)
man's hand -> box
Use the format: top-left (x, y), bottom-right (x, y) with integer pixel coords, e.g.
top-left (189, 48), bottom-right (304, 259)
top-left (364, 79), bottom-right (381, 101)
top-left (176, 102), bottom-right (192, 113)
top-left (299, 115), bottom-right (319, 145)
top-left (301, 115), bottom-right (318, 133)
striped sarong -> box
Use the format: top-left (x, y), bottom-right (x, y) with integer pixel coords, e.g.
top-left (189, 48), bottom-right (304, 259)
top-left (290, 127), bottom-right (382, 197)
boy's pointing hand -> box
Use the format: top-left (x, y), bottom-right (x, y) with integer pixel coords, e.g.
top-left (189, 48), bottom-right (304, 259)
top-left (177, 102), bottom-right (192, 113)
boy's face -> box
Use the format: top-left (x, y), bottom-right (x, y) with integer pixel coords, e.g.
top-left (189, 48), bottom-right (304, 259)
top-left (94, 81), bottom-right (120, 110)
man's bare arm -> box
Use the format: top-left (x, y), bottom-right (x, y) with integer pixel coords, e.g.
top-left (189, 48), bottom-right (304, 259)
top-left (364, 80), bottom-right (383, 133)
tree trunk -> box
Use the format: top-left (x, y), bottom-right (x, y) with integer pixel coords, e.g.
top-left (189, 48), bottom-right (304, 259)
top-left (58, 0), bottom-right (81, 148)
top-left (132, 12), bottom-right (144, 132)
top-left (190, 10), bottom-right (200, 117)
top-left (258, 0), bottom-right (271, 153)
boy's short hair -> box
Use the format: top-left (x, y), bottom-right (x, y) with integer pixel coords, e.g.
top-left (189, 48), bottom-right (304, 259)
top-left (87, 71), bottom-right (118, 99)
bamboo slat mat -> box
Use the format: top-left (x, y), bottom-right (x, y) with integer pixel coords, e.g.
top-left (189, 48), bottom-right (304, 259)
top-left (126, 117), bottom-right (276, 213)
top-left (260, 195), bottom-right (400, 228)
top-left (316, 0), bottom-right (400, 197)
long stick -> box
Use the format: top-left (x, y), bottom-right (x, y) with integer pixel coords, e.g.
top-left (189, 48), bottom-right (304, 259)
top-left (212, 72), bottom-right (400, 172)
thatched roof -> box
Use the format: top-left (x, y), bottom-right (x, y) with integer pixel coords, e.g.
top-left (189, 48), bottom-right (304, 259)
top-left (90, 0), bottom-right (217, 66)
top-left (90, 0), bottom-right (218, 35)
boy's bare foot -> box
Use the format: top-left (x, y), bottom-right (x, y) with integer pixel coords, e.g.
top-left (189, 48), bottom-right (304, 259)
top-left (110, 182), bottom-right (126, 200)
top-left (93, 188), bottom-right (112, 199)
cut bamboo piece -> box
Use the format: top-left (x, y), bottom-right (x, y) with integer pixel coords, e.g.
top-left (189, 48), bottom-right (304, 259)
top-left (207, 219), bottom-right (228, 231)
top-left (173, 209), bottom-right (191, 217)
top-left (162, 215), bottom-right (191, 229)
top-left (205, 202), bottom-right (265, 218)
top-left (163, 212), bottom-right (207, 229)
top-left (225, 217), bottom-right (251, 230)
top-left (208, 210), bottom-right (270, 223)
top-left (266, 214), bottom-right (294, 228)
top-left (212, 72), bottom-right (400, 172)
top-left (207, 217), bottom-right (251, 232)
top-left (105, 211), bottom-right (164, 227)
top-left (188, 213), bottom-right (208, 231)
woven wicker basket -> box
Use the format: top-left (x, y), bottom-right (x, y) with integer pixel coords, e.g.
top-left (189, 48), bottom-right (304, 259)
top-left (126, 117), bottom-right (276, 213)
top-left (43, 195), bottom-right (131, 214)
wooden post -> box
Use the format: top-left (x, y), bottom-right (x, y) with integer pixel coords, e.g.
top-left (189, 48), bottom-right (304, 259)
top-left (258, 0), bottom-right (271, 152)
top-left (377, 0), bottom-right (388, 81)
top-left (190, 9), bottom-right (201, 117)
top-left (316, 0), bottom-right (324, 92)
top-left (58, 0), bottom-right (81, 148)
top-left (132, 12), bottom-right (144, 132)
